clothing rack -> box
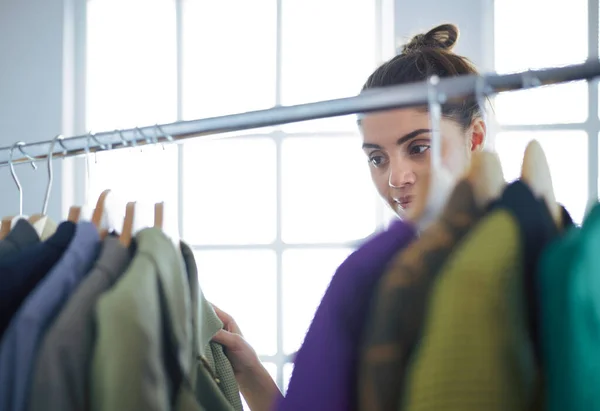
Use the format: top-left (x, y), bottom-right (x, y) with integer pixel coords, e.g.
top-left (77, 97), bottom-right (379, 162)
top-left (1, 59), bottom-right (600, 168)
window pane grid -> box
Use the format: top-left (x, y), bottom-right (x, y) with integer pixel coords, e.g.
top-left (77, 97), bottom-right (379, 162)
top-left (84, 0), bottom-right (600, 399)
top-left (492, 0), bottom-right (598, 225)
top-left (87, 0), bottom-right (385, 396)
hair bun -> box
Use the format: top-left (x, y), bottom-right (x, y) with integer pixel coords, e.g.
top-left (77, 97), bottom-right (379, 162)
top-left (402, 23), bottom-right (459, 53)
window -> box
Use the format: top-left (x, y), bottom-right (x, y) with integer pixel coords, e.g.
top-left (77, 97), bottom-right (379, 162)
top-left (85, 0), bottom-right (390, 395)
top-left (492, 0), bottom-right (593, 224)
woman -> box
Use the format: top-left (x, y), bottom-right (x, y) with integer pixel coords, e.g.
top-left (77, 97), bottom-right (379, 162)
top-left (212, 23), bottom-right (487, 411)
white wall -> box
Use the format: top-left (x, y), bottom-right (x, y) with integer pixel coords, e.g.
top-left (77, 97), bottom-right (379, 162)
top-left (0, 0), bottom-right (80, 219)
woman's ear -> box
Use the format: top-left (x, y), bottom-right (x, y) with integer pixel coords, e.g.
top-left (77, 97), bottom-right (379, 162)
top-left (469, 118), bottom-right (486, 152)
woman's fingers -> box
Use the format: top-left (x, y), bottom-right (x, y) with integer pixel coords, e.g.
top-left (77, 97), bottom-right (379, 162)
top-left (211, 303), bottom-right (243, 335)
top-left (212, 329), bottom-right (242, 350)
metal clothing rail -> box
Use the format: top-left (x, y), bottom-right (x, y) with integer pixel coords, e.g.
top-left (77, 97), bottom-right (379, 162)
top-left (1, 59), bottom-right (600, 167)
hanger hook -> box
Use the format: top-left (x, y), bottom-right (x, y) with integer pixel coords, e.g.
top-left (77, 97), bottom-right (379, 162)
top-left (154, 124), bottom-right (173, 150)
top-left (130, 129), bottom-right (138, 149)
top-left (57, 137), bottom-right (69, 158)
top-left (154, 124), bottom-right (174, 142)
top-left (42, 135), bottom-right (64, 215)
top-left (522, 69), bottom-right (542, 89)
top-left (117, 129), bottom-right (129, 147)
top-left (135, 127), bottom-right (153, 144)
top-left (9, 142), bottom-right (26, 216)
top-left (135, 127), bottom-right (152, 153)
top-left (15, 144), bottom-right (38, 171)
top-left (86, 131), bottom-right (95, 166)
top-left (84, 131), bottom-right (95, 202)
top-left (88, 131), bottom-right (108, 164)
top-left (89, 132), bottom-right (108, 151)
top-left (427, 75), bottom-right (444, 171)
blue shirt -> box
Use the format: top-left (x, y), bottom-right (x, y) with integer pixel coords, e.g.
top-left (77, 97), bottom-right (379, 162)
top-left (0, 222), bottom-right (100, 411)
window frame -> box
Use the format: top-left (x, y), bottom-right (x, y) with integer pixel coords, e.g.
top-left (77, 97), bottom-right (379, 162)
top-left (490, 0), bottom-right (600, 215)
top-left (70, 0), bottom-right (600, 392)
top-left (76, 0), bottom-right (396, 390)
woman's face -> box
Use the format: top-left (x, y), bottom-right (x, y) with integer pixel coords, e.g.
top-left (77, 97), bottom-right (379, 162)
top-left (360, 108), bottom-right (485, 219)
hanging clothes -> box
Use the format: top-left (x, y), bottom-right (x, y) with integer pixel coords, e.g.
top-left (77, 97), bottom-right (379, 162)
top-left (32, 217), bottom-right (58, 241)
top-left (180, 241), bottom-right (243, 411)
top-left (278, 219), bottom-right (416, 411)
top-left (91, 228), bottom-right (193, 411)
top-left (0, 221), bottom-right (101, 411)
top-left (403, 209), bottom-right (533, 411)
top-left (357, 179), bottom-right (484, 411)
top-left (400, 181), bottom-right (565, 411)
top-left (0, 219), bottom-right (39, 260)
top-left (27, 234), bottom-right (135, 411)
top-left (0, 221), bottom-right (75, 339)
top-left (487, 181), bottom-right (572, 365)
top-left (539, 202), bottom-right (600, 411)
top-left (90, 228), bottom-right (242, 411)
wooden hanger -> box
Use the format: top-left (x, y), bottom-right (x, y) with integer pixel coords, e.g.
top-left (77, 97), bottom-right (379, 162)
top-left (91, 189), bottom-right (112, 239)
top-left (67, 206), bottom-right (81, 223)
top-left (0, 216), bottom-right (15, 240)
top-left (28, 214), bottom-right (43, 225)
top-left (153, 201), bottom-right (182, 251)
top-left (119, 202), bottom-right (136, 247)
top-left (521, 140), bottom-right (562, 227)
top-left (465, 150), bottom-right (505, 209)
top-left (154, 202), bottom-right (164, 229)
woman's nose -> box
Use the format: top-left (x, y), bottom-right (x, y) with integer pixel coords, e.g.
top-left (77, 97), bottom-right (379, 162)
top-left (388, 167), bottom-right (416, 188)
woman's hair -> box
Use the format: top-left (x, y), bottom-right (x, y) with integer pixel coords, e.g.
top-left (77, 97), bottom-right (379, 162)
top-left (362, 23), bottom-right (483, 130)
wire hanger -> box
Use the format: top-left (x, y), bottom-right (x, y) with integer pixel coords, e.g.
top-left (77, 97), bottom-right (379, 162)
top-left (151, 125), bottom-right (179, 245)
top-left (83, 132), bottom-right (94, 209)
top-left (28, 135), bottom-right (62, 239)
top-left (154, 124), bottom-right (175, 149)
top-left (137, 127), bottom-right (166, 230)
top-left (87, 131), bottom-right (114, 238)
top-left (405, 75), bottom-right (456, 230)
top-left (88, 136), bottom-right (111, 238)
top-left (0, 142), bottom-right (34, 238)
top-left (29, 135), bottom-right (61, 224)
top-left (108, 131), bottom-right (137, 246)
top-left (63, 137), bottom-right (83, 223)
top-left (11, 143), bottom-right (27, 217)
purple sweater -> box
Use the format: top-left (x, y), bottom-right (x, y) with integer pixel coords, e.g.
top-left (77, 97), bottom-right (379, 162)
top-left (277, 220), bottom-right (416, 411)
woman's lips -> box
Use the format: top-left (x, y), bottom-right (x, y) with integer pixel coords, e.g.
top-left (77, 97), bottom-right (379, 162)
top-left (393, 196), bottom-right (413, 209)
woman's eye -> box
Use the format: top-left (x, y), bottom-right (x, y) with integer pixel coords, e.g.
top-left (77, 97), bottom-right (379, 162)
top-left (409, 145), bottom-right (431, 155)
top-left (369, 155), bottom-right (387, 167)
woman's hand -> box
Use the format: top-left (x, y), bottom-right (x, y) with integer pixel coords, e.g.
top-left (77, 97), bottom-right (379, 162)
top-left (211, 305), bottom-right (261, 378)
top-left (211, 304), bottom-right (283, 411)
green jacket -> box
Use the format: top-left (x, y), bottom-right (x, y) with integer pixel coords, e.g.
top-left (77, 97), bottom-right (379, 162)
top-left (180, 242), bottom-right (243, 411)
top-left (92, 228), bottom-right (242, 411)
top-left (539, 203), bottom-right (600, 411)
